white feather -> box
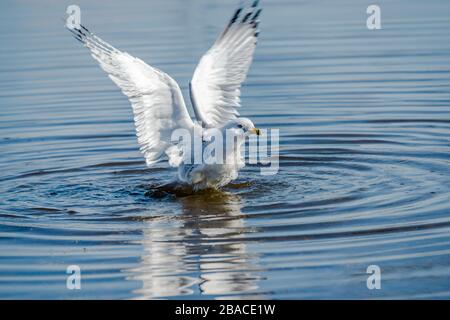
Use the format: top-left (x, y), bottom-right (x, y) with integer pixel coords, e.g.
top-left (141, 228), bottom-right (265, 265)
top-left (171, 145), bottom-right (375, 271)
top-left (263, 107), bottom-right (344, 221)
top-left (190, 1), bottom-right (261, 128)
top-left (70, 26), bottom-right (194, 166)
top-left (68, 0), bottom-right (262, 190)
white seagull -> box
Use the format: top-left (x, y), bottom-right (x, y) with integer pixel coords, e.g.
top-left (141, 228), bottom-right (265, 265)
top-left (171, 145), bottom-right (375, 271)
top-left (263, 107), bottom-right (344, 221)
top-left (68, 1), bottom-right (262, 191)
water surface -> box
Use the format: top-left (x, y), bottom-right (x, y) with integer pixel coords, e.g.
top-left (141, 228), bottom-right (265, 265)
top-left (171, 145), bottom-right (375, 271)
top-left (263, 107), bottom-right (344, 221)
top-left (1, 0), bottom-right (450, 299)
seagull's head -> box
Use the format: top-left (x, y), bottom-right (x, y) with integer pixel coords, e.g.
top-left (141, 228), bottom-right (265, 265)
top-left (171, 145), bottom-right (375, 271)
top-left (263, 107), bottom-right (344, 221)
top-left (224, 118), bottom-right (261, 137)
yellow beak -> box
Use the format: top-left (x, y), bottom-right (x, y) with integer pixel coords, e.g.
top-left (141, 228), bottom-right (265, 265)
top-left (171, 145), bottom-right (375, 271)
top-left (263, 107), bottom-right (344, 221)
top-left (249, 128), bottom-right (261, 136)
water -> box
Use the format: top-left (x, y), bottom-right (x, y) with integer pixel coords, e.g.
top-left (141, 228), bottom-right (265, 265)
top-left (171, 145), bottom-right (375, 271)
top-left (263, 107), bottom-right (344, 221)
top-left (1, 0), bottom-right (450, 299)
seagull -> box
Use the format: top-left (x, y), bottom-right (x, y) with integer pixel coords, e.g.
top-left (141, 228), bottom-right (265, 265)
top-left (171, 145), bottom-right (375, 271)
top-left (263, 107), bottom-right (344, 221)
top-left (68, 1), bottom-right (262, 191)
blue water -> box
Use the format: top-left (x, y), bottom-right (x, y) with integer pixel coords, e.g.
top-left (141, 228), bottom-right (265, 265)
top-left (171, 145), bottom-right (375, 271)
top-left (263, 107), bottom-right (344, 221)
top-left (1, 0), bottom-right (450, 299)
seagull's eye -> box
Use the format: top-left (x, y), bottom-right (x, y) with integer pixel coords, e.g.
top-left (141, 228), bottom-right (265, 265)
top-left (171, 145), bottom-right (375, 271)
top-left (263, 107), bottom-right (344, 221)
top-left (237, 124), bottom-right (243, 129)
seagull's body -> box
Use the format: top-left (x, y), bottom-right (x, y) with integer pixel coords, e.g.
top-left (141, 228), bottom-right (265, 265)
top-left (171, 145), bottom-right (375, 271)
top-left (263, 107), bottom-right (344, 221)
top-left (69, 1), bottom-right (262, 190)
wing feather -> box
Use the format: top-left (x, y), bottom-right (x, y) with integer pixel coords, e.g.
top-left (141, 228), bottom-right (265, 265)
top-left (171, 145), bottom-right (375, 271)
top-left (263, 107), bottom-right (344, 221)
top-left (69, 25), bottom-right (194, 166)
top-left (190, 1), bottom-right (261, 128)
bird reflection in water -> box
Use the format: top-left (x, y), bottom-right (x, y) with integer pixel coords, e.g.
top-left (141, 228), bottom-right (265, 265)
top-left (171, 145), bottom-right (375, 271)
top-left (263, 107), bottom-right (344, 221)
top-left (127, 184), bottom-right (264, 299)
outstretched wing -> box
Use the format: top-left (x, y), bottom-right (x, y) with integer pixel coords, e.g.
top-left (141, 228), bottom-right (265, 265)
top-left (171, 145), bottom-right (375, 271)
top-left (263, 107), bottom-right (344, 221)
top-left (190, 0), bottom-right (262, 128)
top-left (69, 25), bottom-right (194, 166)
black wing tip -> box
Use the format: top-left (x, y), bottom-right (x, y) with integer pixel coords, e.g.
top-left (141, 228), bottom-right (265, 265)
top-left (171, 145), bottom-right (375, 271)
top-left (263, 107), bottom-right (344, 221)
top-left (66, 22), bottom-right (90, 35)
top-left (230, 7), bottom-right (243, 24)
top-left (72, 34), bottom-right (82, 42)
top-left (252, 8), bottom-right (262, 22)
top-left (242, 12), bottom-right (252, 23)
top-left (80, 24), bottom-right (92, 34)
top-left (229, 1), bottom-right (262, 26)
top-left (66, 21), bottom-right (98, 47)
top-left (230, 0), bottom-right (261, 24)
top-left (67, 24), bottom-right (88, 45)
top-left (69, 29), bottom-right (84, 43)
